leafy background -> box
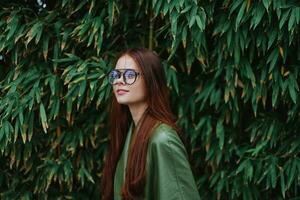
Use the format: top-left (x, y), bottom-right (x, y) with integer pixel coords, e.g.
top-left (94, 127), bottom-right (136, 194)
top-left (0, 0), bottom-right (300, 199)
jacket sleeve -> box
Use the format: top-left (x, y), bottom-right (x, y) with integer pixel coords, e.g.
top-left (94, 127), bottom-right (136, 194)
top-left (146, 125), bottom-right (201, 200)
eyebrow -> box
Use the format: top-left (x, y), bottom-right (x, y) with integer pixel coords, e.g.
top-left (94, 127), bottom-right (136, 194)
top-left (114, 68), bottom-right (136, 70)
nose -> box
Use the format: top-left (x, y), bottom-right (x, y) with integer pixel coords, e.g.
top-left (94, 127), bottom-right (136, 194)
top-left (114, 75), bottom-right (125, 85)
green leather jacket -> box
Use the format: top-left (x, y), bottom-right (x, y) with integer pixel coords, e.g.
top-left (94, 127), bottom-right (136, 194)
top-left (114, 122), bottom-right (201, 200)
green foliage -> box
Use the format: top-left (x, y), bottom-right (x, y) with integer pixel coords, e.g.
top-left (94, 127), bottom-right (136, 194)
top-left (0, 0), bottom-right (300, 199)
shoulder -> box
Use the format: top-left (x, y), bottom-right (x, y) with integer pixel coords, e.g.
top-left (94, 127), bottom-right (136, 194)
top-left (149, 123), bottom-right (185, 151)
top-left (150, 123), bottom-right (177, 143)
top-left (147, 123), bottom-right (189, 171)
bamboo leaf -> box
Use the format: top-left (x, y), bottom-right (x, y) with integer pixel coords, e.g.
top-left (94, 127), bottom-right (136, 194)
top-left (280, 169), bottom-right (286, 198)
top-left (262, 0), bottom-right (270, 11)
top-left (235, 1), bottom-right (247, 29)
top-left (39, 103), bottom-right (48, 133)
top-left (216, 120), bottom-right (225, 150)
top-left (6, 15), bottom-right (19, 40)
top-left (42, 35), bottom-right (49, 60)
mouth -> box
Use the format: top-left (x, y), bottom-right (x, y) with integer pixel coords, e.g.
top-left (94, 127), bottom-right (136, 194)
top-left (116, 89), bottom-right (129, 95)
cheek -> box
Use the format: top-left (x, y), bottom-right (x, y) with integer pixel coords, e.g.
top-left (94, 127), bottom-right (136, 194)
top-left (112, 85), bottom-right (117, 92)
top-left (112, 86), bottom-right (117, 95)
top-left (135, 81), bottom-right (147, 98)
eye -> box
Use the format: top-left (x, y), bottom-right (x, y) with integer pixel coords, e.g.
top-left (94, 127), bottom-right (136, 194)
top-left (124, 70), bottom-right (136, 79)
top-left (109, 70), bottom-right (120, 79)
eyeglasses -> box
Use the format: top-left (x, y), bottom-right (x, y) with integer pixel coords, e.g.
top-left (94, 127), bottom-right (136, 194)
top-left (107, 69), bottom-right (141, 85)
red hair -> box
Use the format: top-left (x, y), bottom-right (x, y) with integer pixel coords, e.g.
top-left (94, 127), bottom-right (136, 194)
top-left (101, 48), bottom-right (180, 199)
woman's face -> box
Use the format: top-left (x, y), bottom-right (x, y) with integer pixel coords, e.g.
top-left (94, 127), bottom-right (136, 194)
top-left (112, 55), bottom-right (147, 105)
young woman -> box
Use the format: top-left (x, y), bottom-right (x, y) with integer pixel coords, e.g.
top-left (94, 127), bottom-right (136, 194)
top-left (101, 48), bottom-right (200, 200)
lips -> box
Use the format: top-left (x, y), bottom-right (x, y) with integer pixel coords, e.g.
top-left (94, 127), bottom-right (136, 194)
top-left (116, 89), bottom-right (129, 95)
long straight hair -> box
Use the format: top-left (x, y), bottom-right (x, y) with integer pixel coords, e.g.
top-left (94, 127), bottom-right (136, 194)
top-left (101, 48), bottom-right (181, 199)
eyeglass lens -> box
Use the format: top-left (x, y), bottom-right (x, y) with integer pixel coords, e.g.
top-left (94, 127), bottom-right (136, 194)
top-left (108, 69), bottom-right (138, 85)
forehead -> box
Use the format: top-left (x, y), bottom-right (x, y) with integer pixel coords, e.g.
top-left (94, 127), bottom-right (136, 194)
top-left (115, 55), bottom-right (139, 70)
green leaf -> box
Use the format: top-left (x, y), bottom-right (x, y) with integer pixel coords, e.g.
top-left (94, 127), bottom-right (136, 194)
top-left (287, 159), bottom-right (297, 188)
top-left (216, 120), bottom-right (225, 150)
top-left (108, 0), bottom-right (114, 30)
top-left (189, 16), bottom-right (196, 28)
top-left (78, 79), bottom-right (87, 97)
top-left (230, 0), bottom-right (243, 16)
top-left (42, 35), bottom-right (50, 60)
top-left (288, 82), bottom-right (297, 103)
top-left (6, 15), bottom-right (19, 40)
top-left (26, 21), bottom-right (43, 45)
top-left (272, 84), bottom-right (279, 107)
top-left (267, 48), bottom-right (279, 73)
top-left (195, 8), bottom-right (206, 31)
top-left (270, 162), bottom-right (277, 188)
top-left (0, 126), bottom-right (5, 142)
top-left (39, 103), bottom-right (48, 133)
top-left (280, 170), bottom-right (286, 198)
top-left (288, 74), bottom-right (297, 104)
top-left (267, 30), bottom-right (277, 49)
top-left (235, 1), bottom-right (246, 29)
top-left (236, 159), bottom-right (249, 174)
top-left (251, 4), bottom-right (265, 29)
top-left (279, 9), bottom-right (291, 29)
top-left (288, 9), bottom-right (296, 31)
top-left (262, 0), bottom-right (270, 11)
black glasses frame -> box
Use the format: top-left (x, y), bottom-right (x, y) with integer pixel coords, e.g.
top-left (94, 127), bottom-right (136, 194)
top-left (107, 69), bottom-right (141, 85)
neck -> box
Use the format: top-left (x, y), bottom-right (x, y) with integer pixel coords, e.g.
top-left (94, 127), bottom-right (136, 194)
top-left (128, 102), bottom-right (148, 126)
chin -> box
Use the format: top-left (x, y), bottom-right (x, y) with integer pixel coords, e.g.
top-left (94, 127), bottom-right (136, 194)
top-left (116, 98), bottom-right (130, 105)
top-left (117, 102), bottom-right (129, 105)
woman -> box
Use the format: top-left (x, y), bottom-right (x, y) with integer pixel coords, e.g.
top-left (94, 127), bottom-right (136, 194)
top-left (101, 48), bottom-right (200, 200)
